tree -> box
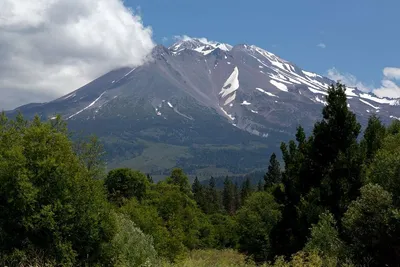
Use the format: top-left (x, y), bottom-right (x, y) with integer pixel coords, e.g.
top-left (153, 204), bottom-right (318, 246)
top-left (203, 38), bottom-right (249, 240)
top-left (236, 191), bottom-right (282, 262)
top-left (257, 180), bottom-right (264, 191)
top-left (310, 83), bottom-right (362, 220)
top-left (110, 213), bottom-right (158, 267)
top-left (104, 168), bottom-right (149, 205)
top-left (264, 153), bottom-right (282, 189)
top-left (304, 211), bottom-right (344, 260)
top-left (241, 177), bottom-right (252, 204)
top-left (223, 177), bottom-right (235, 215)
top-left (146, 173), bottom-right (154, 183)
top-left (0, 113), bottom-right (115, 265)
top-left (360, 115), bottom-right (386, 164)
top-left (367, 133), bottom-right (400, 205)
top-left (342, 184), bottom-right (399, 266)
top-left (233, 182), bottom-right (241, 211)
top-left (166, 168), bottom-right (192, 196)
top-left (205, 177), bottom-right (222, 214)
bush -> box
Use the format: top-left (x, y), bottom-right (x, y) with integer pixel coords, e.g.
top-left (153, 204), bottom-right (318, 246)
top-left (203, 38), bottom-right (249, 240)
top-left (110, 213), bottom-right (158, 267)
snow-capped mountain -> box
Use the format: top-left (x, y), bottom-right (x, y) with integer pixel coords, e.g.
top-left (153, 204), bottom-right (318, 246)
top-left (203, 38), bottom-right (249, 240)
top-left (8, 37), bottom-right (400, 176)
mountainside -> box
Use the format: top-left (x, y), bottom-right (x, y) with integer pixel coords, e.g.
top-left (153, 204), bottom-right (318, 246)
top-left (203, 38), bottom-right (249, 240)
top-left (8, 38), bottom-right (400, 179)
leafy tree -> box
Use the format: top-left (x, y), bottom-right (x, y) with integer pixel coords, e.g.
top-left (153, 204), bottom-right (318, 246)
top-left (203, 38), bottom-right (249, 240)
top-left (110, 213), bottom-right (158, 267)
top-left (104, 168), bottom-right (149, 205)
top-left (166, 168), bottom-right (192, 196)
top-left (386, 119), bottom-right (400, 135)
top-left (208, 214), bottom-right (239, 249)
top-left (236, 191), bottom-right (281, 262)
top-left (304, 211), bottom-right (344, 260)
top-left (367, 133), bottom-right (400, 205)
top-left (342, 184), bottom-right (399, 266)
top-left (0, 113), bottom-right (115, 266)
top-left (264, 153), bottom-right (282, 189)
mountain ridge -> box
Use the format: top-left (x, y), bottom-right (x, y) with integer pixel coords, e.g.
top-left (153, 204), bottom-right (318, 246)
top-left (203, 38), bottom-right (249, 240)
top-left (6, 37), bottom-right (400, 178)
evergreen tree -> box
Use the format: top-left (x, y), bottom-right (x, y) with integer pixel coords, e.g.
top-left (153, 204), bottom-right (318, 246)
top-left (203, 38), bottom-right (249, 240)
top-left (311, 83), bottom-right (362, 221)
top-left (241, 177), bottom-right (252, 204)
top-left (192, 177), bottom-right (208, 212)
top-left (146, 173), bottom-right (154, 183)
top-left (264, 153), bottom-right (282, 189)
top-left (223, 177), bottom-right (235, 215)
top-left (233, 182), bottom-right (241, 211)
top-left (361, 115), bottom-right (386, 164)
top-left (206, 177), bottom-right (222, 214)
top-left (257, 180), bottom-right (264, 191)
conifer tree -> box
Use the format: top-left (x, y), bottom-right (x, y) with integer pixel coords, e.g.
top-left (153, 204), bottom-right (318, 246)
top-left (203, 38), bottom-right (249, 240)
top-left (264, 153), bottom-right (282, 189)
top-left (361, 115), bottom-right (386, 164)
top-left (257, 180), bottom-right (264, 191)
top-left (241, 178), bottom-right (252, 204)
top-left (223, 177), bottom-right (235, 215)
top-left (233, 182), bottom-right (241, 212)
top-left (311, 82), bottom-right (362, 220)
top-left (192, 177), bottom-right (207, 211)
top-left (206, 177), bottom-right (222, 214)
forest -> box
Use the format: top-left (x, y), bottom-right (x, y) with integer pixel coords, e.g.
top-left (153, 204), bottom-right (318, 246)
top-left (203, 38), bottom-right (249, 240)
top-left (1, 83), bottom-right (400, 266)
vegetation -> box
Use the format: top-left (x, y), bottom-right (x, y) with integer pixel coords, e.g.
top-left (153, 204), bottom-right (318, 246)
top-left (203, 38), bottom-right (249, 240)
top-left (1, 82), bottom-right (400, 266)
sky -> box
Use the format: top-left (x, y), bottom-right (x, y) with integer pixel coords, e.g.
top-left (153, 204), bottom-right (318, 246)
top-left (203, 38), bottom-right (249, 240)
top-left (0, 0), bottom-right (399, 109)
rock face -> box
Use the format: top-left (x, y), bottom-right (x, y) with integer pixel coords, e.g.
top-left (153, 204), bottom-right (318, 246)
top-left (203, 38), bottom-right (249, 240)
top-left (8, 38), bottom-right (400, 178)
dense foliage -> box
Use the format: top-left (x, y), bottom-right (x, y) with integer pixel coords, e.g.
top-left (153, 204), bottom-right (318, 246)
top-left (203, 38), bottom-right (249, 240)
top-left (1, 82), bottom-right (400, 266)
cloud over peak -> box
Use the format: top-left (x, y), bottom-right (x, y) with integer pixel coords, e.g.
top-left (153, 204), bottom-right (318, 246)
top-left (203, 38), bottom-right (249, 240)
top-left (0, 0), bottom-right (155, 110)
top-left (327, 67), bottom-right (400, 98)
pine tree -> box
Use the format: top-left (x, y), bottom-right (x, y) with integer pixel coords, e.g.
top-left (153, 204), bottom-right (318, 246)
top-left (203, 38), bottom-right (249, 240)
top-left (146, 173), bottom-right (154, 183)
top-left (311, 82), bottom-right (362, 220)
top-left (223, 177), bottom-right (235, 215)
top-left (264, 153), bottom-right (282, 189)
top-left (192, 177), bottom-right (206, 211)
top-left (241, 178), bottom-right (252, 204)
top-left (206, 177), bottom-right (222, 214)
top-left (233, 182), bottom-right (241, 211)
top-left (361, 115), bottom-right (386, 164)
top-left (257, 180), bottom-right (264, 191)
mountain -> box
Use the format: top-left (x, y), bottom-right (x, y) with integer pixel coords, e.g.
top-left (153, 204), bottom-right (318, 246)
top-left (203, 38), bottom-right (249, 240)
top-left (7, 37), bottom-right (400, 179)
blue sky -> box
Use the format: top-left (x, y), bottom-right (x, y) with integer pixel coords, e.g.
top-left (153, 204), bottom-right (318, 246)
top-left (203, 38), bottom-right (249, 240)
top-left (127, 0), bottom-right (400, 97)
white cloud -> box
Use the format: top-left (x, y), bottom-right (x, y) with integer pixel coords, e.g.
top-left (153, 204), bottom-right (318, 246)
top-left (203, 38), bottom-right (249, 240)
top-left (326, 68), bottom-right (370, 92)
top-left (317, 43), bottom-right (326, 49)
top-left (0, 0), bottom-right (155, 110)
top-left (327, 67), bottom-right (400, 98)
top-left (383, 67), bottom-right (400, 80)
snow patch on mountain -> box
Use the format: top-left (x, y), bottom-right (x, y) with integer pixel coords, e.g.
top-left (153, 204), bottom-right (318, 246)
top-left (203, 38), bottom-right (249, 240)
top-left (359, 99), bottom-right (380, 110)
top-left (256, 88), bottom-right (278, 97)
top-left (220, 67), bottom-right (240, 100)
top-left (270, 80), bottom-right (288, 92)
top-left (68, 91), bottom-right (107, 119)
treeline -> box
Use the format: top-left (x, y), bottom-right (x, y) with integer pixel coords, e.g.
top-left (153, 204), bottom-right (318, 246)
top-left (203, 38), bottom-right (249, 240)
top-left (1, 83), bottom-right (400, 266)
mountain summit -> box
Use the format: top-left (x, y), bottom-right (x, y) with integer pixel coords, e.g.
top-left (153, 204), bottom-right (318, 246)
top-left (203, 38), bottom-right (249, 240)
top-left (8, 37), bottom-right (400, 177)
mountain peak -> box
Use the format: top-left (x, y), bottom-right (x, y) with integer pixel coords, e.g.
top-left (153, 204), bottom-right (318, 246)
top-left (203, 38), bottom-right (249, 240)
top-left (169, 36), bottom-right (232, 55)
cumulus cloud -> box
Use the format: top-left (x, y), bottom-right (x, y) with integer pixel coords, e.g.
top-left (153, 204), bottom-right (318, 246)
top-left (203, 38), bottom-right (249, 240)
top-left (317, 43), bottom-right (326, 49)
top-left (327, 67), bottom-right (400, 98)
top-left (0, 0), bottom-right (155, 110)
top-left (326, 68), bottom-right (370, 92)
